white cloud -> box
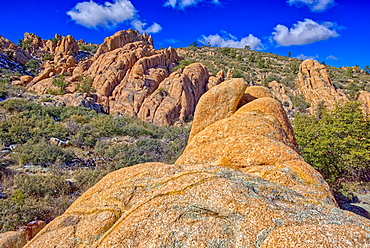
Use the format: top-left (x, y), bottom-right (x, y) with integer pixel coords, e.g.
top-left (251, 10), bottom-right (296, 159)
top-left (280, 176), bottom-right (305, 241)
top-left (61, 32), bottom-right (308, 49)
top-left (271, 19), bottom-right (339, 46)
top-left (326, 55), bottom-right (338, 60)
top-left (67, 0), bottom-right (136, 28)
top-left (296, 54), bottom-right (318, 60)
top-left (132, 20), bottom-right (162, 34)
top-left (164, 0), bottom-right (220, 9)
top-left (199, 32), bottom-right (264, 50)
top-left (287, 0), bottom-right (334, 12)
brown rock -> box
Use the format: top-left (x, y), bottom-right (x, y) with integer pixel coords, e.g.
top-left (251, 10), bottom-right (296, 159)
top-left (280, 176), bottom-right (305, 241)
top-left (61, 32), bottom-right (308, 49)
top-left (25, 78), bottom-right (370, 247)
top-left (44, 39), bottom-right (55, 54)
top-left (20, 75), bottom-right (33, 84)
top-left (29, 66), bottom-right (56, 85)
top-left (0, 220), bottom-right (45, 248)
top-left (94, 29), bottom-right (153, 59)
top-left (22, 33), bottom-right (46, 57)
top-left (0, 231), bottom-right (27, 248)
top-left (88, 41), bottom-right (155, 97)
top-left (28, 78), bottom-right (55, 94)
top-left (356, 91), bottom-right (370, 116)
top-left (137, 63), bottom-right (209, 126)
top-left (269, 80), bottom-right (285, 94)
top-left (54, 35), bottom-right (79, 56)
top-left (0, 35), bottom-right (32, 64)
top-left (109, 47), bottom-right (180, 116)
top-left (298, 59), bottom-right (347, 112)
top-left (207, 70), bottom-right (225, 90)
top-left (72, 59), bottom-right (93, 78)
top-left (188, 78), bottom-right (247, 142)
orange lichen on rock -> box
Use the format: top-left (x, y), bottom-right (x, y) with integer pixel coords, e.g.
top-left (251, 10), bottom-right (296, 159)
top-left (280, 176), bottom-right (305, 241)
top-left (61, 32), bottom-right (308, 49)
top-left (25, 79), bottom-right (370, 248)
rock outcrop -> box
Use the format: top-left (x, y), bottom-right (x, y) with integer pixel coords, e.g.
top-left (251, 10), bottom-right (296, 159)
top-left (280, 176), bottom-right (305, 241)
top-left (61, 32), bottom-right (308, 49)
top-left (54, 35), bottom-right (79, 56)
top-left (26, 30), bottom-right (210, 125)
top-left (356, 90), bottom-right (370, 116)
top-left (25, 79), bottom-right (370, 247)
top-left (298, 59), bottom-right (347, 112)
top-left (94, 29), bottom-right (153, 59)
top-left (207, 70), bottom-right (224, 90)
top-left (0, 35), bottom-right (32, 64)
top-left (137, 63), bottom-right (209, 126)
top-left (0, 221), bottom-right (45, 248)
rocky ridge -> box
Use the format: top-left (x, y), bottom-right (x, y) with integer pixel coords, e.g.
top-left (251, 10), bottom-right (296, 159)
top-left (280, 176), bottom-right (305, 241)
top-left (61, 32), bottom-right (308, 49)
top-left (26, 30), bottom-right (215, 126)
top-left (3, 29), bottom-right (369, 123)
top-left (23, 79), bottom-right (370, 248)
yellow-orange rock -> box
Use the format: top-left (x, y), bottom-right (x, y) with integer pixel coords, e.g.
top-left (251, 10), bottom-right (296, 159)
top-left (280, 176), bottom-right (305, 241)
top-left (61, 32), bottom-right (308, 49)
top-left (28, 78), bottom-right (55, 94)
top-left (25, 79), bottom-right (370, 248)
top-left (238, 85), bottom-right (274, 108)
top-left (188, 78), bottom-right (247, 142)
top-left (298, 59), bottom-right (347, 112)
top-left (356, 90), bottom-right (370, 116)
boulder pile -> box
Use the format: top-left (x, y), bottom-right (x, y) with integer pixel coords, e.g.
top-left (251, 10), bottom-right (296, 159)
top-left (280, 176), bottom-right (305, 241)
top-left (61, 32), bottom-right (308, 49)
top-left (24, 79), bottom-right (370, 247)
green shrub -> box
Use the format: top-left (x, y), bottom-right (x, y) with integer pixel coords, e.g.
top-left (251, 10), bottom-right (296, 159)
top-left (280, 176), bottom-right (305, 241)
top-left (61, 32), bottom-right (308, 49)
top-left (43, 53), bottom-right (54, 61)
top-left (78, 44), bottom-right (98, 54)
top-left (14, 139), bottom-right (74, 167)
top-left (266, 74), bottom-right (281, 83)
top-left (290, 95), bottom-right (311, 112)
top-left (76, 76), bottom-right (95, 95)
top-left (25, 59), bottom-right (41, 75)
top-left (294, 101), bottom-right (370, 184)
top-left (173, 59), bottom-right (196, 71)
top-left (50, 75), bottom-right (68, 95)
top-left (14, 174), bottom-right (74, 198)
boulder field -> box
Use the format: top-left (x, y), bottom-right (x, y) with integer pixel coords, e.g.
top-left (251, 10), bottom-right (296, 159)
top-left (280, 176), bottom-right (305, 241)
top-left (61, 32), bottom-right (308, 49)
top-left (26, 30), bottom-right (214, 126)
top-left (23, 79), bottom-right (370, 247)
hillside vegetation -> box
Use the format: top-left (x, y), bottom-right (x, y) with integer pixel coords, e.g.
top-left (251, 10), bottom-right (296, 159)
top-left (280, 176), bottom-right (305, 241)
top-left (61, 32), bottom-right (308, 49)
top-left (0, 98), bottom-right (188, 232)
top-left (178, 46), bottom-right (370, 100)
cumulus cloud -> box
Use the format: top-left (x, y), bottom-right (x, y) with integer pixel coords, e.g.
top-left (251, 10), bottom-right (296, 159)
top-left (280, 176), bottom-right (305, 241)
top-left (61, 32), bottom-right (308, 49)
top-left (67, 0), bottom-right (162, 33)
top-left (287, 0), bottom-right (334, 12)
top-left (271, 19), bottom-right (339, 46)
top-left (67, 0), bottom-right (136, 28)
top-left (164, 0), bottom-right (220, 9)
top-left (132, 20), bottom-right (162, 33)
top-left (326, 55), bottom-right (338, 60)
top-left (296, 54), bottom-right (318, 60)
top-left (199, 31), bottom-right (264, 50)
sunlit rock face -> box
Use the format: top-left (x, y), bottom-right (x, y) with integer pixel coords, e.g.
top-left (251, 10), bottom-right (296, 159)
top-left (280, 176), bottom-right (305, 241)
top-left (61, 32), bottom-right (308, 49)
top-left (25, 79), bottom-right (370, 248)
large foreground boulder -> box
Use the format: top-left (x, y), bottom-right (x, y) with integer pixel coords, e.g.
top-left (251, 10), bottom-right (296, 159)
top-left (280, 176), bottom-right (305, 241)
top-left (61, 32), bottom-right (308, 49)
top-left (25, 79), bottom-right (370, 247)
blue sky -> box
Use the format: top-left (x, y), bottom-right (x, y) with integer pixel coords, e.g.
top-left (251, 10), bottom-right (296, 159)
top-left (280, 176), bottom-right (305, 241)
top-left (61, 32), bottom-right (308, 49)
top-left (1, 0), bottom-right (369, 68)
